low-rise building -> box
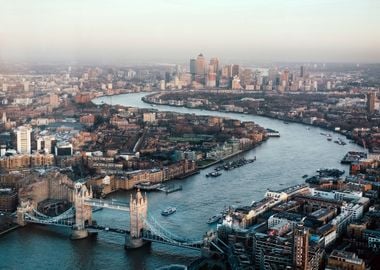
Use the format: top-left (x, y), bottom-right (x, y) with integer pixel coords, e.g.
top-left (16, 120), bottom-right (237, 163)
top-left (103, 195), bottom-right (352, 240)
top-left (326, 250), bottom-right (365, 270)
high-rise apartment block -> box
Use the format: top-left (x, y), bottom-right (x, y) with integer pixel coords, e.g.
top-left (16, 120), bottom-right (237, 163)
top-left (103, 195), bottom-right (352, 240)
top-left (16, 125), bottom-right (32, 154)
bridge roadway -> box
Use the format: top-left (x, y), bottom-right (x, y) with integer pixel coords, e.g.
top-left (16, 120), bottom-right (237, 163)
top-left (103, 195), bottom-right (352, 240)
top-left (87, 224), bottom-right (130, 234)
top-left (84, 198), bottom-right (130, 211)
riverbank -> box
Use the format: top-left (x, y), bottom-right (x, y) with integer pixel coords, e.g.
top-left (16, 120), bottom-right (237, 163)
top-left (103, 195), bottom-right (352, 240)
top-left (197, 143), bottom-right (264, 169)
top-left (141, 92), bottom-right (364, 149)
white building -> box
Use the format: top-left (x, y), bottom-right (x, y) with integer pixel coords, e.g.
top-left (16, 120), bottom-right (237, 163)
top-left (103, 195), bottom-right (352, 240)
top-left (36, 135), bottom-right (56, 154)
top-left (16, 126), bottom-right (32, 154)
top-left (311, 188), bottom-right (362, 201)
top-left (341, 203), bottom-right (363, 220)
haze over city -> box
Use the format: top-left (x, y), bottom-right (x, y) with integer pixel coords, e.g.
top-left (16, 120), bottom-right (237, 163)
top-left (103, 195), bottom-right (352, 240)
top-left (1, 0), bottom-right (380, 64)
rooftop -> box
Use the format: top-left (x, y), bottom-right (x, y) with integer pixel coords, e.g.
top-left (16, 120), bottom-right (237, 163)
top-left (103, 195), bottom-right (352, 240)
top-left (329, 250), bottom-right (364, 265)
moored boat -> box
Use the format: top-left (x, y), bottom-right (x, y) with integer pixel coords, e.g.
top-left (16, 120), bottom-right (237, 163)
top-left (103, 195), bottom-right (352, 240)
top-left (134, 182), bottom-right (162, 191)
top-left (207, 214), bottom-right (222, 224)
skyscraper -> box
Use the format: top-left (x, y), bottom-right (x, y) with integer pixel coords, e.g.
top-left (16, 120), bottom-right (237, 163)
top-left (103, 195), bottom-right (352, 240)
top-left (293, 222), bottom-right (309, 270)
top-left (300, 66), bottom-right (305, 78)
top-left (209, 58), bottom-right (219, 73)
top-left (231, 64), bottom-right (239, 77)
top-left (16, 125), bottom-right (32, 154)
top-left (189, 59), bottom-right (196, 81)
top-left (195, 53), bottom-right (206, 84)
top-left (208, 58), bottom-right (219, 87)
top-left (367, 92), bottom-right (376, 113)
top-left (206, 65), bottom-right (216, 88)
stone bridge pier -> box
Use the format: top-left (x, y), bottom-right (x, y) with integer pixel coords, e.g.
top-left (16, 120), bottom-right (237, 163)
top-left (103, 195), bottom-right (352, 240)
top-left (71, 183), bottom-right (93, 239)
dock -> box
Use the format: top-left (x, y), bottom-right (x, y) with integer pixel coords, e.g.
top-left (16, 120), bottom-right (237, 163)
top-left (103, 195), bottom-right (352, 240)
top-left (157, 184), bottom-right (183, 194)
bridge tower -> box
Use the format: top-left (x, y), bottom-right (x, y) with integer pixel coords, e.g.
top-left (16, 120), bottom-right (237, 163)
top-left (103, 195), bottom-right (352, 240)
top-left (125, 189), bottom-right (148, 249)
top-left (71, 183), bottom-right (93, 239)
top-left (16, 200), bottom-right (34, 226)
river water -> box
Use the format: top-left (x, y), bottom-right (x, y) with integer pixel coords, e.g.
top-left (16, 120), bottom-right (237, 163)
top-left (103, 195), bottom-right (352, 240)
top-left (0, 92), bottom-right (364, 270)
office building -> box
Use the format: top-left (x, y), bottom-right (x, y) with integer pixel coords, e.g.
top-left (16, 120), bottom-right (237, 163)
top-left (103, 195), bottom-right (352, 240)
top-left (195, 53), bottom-right (206, 83)
top-left (367, 92), bottom-right (376, 113)
top-left (300, 66), bottom-right (305, 78)
top-left (189, 59), bottom-right (196, 81)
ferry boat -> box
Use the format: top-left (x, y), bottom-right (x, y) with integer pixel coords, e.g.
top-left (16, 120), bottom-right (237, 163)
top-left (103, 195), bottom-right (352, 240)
top-left (161, 207), bottom-right (176, 216)
top-left (207, 214), bottom-right (222, 224)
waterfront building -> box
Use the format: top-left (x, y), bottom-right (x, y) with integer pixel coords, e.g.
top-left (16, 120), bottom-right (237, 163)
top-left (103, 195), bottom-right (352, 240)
top-left (16, 125), bottom-right (32, 154)
top-left (0, 188), bottom-right (17, 212)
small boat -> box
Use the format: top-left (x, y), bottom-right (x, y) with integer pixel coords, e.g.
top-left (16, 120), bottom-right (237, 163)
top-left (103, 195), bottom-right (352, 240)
top-left (206, 171), bottom-right (222, 177)
top-left (161, 207), bottom-right (176, 216)
top-left (207, 214), bottom-right (222, 224)
top-left (327, 137), bottom-right (332, 141)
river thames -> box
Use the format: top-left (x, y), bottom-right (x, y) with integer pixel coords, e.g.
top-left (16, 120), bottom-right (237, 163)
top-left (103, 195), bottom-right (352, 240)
top-left (0, 92), bottom-right (364, 270)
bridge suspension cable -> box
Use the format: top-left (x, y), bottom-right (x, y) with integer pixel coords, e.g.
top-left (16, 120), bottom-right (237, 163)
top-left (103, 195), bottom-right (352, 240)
top-left (143, 214), bottom-right (203, 248)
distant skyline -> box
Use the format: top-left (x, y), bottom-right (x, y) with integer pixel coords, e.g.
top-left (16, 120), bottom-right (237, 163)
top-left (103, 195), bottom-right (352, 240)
top-left (0, 0), bottom-right (379, 64)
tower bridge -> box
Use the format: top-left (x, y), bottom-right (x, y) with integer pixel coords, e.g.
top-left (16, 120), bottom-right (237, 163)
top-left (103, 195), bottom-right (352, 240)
top-left (16, 182), bottom-right (216, 251)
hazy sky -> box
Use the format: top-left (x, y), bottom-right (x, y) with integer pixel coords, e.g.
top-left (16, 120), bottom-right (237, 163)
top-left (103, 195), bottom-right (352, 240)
top-left (0, 0), bottom-right (379, 64)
